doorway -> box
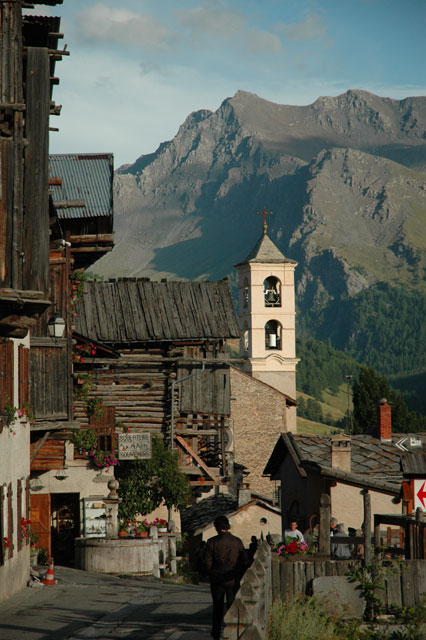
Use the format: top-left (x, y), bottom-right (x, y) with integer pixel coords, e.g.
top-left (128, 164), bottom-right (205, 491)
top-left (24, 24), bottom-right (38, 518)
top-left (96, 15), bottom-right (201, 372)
top-left (51, 493), bottom-right (80, 566)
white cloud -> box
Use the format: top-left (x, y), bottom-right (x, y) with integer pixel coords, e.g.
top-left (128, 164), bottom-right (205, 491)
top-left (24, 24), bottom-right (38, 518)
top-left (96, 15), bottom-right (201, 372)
top-left (49, 49), bottom-right (236, 167)
top-left (75, 3), bottom-right (174, 51)
top-left (245, 29), bottom-right (282, 55)
top-left (179, 5), bottom-right (282, 54)
top-left (180, 5), bottom-right (244, 40)
top-left (276, 14), bottom-right (327, 42)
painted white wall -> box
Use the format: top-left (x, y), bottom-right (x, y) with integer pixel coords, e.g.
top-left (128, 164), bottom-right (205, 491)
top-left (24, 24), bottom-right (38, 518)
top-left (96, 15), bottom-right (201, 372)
top-left (0, 337), bottom-right (31, 602)
top-left (200, 504), bottom-right (281, 547)
top-left (330, 483), bottom-right (401, 531)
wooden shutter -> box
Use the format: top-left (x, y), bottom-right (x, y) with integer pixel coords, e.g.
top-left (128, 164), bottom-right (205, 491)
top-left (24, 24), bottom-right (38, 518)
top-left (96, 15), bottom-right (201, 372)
top-left (19, 345), bottom-right (29, 410)
top-left (7, 482), bottom-right (13, 559)
top-left (0, 485), bottom-right (5, 565)
top-left (30, 493), bottom-right (51, 558)
top-left (89, 406), bottom-right (116, 455)
top-left (0, 340), bottom-right (14, 433)
top-left (25, 476), bottom-right (30, 546)
top-left (17, 480), bottom-right (22, 551)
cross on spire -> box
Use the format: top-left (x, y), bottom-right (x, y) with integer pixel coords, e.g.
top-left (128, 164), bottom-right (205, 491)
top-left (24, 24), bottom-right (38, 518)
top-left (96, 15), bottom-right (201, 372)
top-left (257, 207), bottom-right (272, 233)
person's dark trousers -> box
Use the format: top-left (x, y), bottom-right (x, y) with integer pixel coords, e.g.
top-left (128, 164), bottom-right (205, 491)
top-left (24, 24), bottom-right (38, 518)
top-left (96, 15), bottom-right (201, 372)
top-left (210, 580), bottom-right (236, 639)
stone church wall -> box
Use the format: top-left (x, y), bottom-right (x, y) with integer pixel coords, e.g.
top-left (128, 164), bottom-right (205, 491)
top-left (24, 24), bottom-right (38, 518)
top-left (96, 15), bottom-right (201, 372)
top-left (230, 366), bottom-right (287, 500)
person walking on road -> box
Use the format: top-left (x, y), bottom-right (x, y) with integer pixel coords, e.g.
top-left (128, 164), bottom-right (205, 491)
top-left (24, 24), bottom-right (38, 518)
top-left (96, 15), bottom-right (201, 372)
top-left (203, 515), bottom-right (248, 640)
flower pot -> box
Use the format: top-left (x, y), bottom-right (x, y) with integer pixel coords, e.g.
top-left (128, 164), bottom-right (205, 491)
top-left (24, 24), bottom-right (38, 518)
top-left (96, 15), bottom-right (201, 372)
top-left (136, 531), bottom-right (148, 538)
top-left (158, 528), bottom-right (167, 533)
top-left (118, 530), bottom-right (127, 538)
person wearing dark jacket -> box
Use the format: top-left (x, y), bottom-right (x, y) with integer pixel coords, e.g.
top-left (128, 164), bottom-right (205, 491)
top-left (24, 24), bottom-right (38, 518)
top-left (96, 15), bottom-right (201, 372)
top-left (203, 515), bottom-right (248, 640)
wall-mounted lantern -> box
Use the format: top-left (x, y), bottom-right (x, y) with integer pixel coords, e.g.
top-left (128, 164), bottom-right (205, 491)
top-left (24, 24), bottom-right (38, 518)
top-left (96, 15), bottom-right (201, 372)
top-left (47, 312), bottom-right (66, 340)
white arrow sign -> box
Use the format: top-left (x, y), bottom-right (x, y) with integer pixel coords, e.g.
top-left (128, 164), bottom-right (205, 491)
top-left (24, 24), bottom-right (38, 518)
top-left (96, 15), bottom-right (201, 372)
top-left (395, 437), bottom-right (408, 451)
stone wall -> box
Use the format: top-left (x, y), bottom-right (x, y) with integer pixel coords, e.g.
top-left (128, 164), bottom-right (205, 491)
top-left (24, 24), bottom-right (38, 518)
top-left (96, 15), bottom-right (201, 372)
top-left (230, 366), bottom-right (287, 500)
top-left (224, 546), bottom-right (426, 640)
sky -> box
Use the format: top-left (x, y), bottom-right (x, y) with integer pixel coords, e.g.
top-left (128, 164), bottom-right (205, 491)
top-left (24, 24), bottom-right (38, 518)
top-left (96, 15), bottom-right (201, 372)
top-left (26, 0), bottom-right (426, 168)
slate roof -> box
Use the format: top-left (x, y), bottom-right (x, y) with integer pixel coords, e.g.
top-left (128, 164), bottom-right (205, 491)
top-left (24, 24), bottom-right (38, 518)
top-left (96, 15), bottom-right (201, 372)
top-left (74, 279), bottom-right (241, 345)
top-left (401, 453), bottom-right (426, 476)
top-left (49, 153), bottom-right (113, 220)
top-left (181, 493), bottom-right (281, 534)
top-left (181, 494), bottom-right (238, 534)
top-left (264, 432), bottom-right (426, 495)
top-left (235, 231), bottom-right (296, 266)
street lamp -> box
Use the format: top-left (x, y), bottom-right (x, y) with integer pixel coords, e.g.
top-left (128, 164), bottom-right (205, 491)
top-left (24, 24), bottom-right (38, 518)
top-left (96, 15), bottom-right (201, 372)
top-left (47, 312), bottom-right (66, 340)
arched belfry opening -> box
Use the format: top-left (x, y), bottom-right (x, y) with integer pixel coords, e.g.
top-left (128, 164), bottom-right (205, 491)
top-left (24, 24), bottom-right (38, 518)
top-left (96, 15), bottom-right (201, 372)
top-left (264, 276), bottom-right (281, 307)
top-left (242, 277), bottom-right (249, 310)
top-left (265, 320), bottom-right (282, 350)
top-left (242, 321), bottom-right (249, 353)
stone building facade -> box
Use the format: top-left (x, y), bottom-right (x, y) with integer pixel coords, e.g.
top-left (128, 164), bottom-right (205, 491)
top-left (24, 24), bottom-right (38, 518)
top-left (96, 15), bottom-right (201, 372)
top-left (230, 365), bottom-right (295, 500)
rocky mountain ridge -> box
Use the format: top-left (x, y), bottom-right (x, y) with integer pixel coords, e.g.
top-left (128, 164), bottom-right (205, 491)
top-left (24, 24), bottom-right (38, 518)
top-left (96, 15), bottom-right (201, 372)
top-left (95, 89), bottom-right (426, 317)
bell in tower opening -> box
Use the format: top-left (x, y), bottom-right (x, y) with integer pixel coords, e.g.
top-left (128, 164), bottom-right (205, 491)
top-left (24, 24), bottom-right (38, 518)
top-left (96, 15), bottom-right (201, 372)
top-left (264, 276), bottom-right (281, 307)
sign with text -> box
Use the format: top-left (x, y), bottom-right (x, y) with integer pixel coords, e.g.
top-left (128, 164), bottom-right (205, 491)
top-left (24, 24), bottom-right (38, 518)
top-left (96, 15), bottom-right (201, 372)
top-left (414, 478), bottom-right (426, 511)
top-left (118, 433), bottom-right (152, 460)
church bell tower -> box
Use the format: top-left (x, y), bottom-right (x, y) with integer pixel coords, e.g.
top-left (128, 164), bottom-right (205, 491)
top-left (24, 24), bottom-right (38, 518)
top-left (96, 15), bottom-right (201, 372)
top-left (235, 211), bottom-right (298, 431)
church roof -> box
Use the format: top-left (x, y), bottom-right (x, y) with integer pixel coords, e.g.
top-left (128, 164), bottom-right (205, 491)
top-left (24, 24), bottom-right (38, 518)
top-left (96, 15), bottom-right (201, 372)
top-left (235, 231), bottom-right (296, 266)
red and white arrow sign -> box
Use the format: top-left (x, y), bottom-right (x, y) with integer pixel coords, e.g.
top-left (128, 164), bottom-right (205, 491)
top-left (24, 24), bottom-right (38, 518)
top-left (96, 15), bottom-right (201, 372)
top-left (414, 479), bottom-right (426, 510)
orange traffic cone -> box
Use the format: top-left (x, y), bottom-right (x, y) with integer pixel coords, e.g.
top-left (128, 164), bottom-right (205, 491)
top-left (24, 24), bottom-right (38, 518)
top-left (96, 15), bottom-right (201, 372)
top-left (42, 558), bottom-right (56, 585)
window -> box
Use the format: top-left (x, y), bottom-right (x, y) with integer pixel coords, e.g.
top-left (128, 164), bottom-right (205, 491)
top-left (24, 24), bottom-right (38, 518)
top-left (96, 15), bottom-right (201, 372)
top-left (265, 320), bottom-right (282, 350)
top-left (264, 277), bottom-right (281, 307)
top-left (242, 278), bottom-right (249, 309)
top-left (242, 321), bottom-right (249, 353)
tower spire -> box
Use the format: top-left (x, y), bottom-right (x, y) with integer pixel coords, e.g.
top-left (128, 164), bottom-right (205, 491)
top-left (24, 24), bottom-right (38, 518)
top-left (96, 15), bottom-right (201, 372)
top-left (257, 207), bottom-right (272, 233)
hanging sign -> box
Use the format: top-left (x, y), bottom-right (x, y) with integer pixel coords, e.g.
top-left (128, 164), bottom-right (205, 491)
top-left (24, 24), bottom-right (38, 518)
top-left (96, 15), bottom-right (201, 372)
top-left (414, 479), bottom-right (426, 511)
top-left (118, 433), bottom-right (152, 460)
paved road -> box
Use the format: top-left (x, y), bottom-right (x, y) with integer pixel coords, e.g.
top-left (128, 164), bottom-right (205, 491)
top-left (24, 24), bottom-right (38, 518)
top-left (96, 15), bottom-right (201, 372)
top-left (0, 567), bottom-right (213, 640)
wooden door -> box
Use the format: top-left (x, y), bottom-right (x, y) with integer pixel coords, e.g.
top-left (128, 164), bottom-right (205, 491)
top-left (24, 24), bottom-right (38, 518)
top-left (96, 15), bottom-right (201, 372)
top-left (30, 493), bottom-right (51, 559)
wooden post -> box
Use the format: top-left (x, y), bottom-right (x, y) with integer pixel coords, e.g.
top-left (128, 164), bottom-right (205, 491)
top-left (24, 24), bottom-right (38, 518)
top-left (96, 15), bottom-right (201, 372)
top-left (319, 493), bottom-right (331, 555)
top-left (363, 490), bottom-right (371, 565)
top-left (374, 514), bottom-right (381, 557)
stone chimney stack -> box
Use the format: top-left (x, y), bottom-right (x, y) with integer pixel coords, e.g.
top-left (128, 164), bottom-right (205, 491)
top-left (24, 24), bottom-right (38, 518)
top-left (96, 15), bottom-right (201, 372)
top-left (379, 398), bottom-right (392, 442)
top-left (238, 483), bottom-right (251, 508)
top-left (331, 434), bottom-right (351, 472)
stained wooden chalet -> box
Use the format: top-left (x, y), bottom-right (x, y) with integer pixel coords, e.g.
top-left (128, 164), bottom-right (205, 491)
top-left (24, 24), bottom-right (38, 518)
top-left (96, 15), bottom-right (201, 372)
top-left (0, 0), bottom-right (69, 593)
top-left (49, 153), bottom-right (114, 269)
top-left (73, 278), bottom-right (241, 486)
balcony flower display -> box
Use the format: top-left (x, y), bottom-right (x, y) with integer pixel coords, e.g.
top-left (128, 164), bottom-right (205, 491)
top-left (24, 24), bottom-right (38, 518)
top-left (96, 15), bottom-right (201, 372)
top-left (275, 537), bottom-right (308, 556)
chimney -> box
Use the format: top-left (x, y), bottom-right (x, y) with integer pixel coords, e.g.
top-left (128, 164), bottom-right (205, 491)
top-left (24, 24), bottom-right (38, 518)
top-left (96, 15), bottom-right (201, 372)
top-left (238, 482), bottom-right (251, 508)
top-left (379, 398), bottom-right (392, 442)
top-left (331, 434), bottom-right (351, 472)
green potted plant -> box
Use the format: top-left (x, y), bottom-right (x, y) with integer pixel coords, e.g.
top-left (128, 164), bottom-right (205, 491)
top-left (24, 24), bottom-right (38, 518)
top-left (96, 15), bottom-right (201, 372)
top-left (151, 518), bottom-right (168, 533)
top-left (135, 520), bottom-right (150, 538)
top-left (72, 428), bottom-right (97, 455)
top-left (118, 519), bottom-right (129, 537)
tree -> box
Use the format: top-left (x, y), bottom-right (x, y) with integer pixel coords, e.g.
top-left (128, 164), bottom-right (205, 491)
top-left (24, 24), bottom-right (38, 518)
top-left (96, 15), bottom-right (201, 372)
top-left (352, 366), bottom-right (426, 434)
top-left (115, 436), bottom-right (191, 520)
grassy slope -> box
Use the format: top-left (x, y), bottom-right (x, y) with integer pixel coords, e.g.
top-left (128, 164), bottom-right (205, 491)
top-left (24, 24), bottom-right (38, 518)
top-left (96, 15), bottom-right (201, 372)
top-left (296, 385), bottom-right (349, 434)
